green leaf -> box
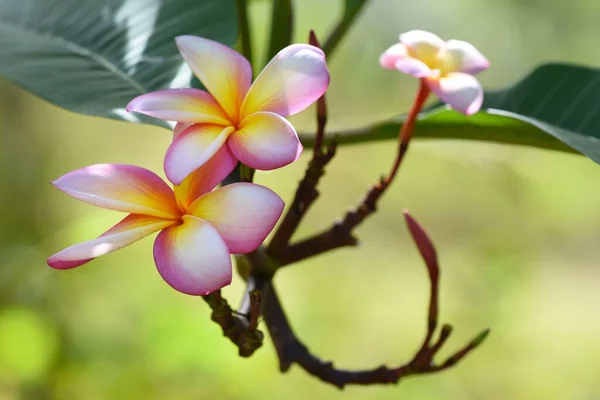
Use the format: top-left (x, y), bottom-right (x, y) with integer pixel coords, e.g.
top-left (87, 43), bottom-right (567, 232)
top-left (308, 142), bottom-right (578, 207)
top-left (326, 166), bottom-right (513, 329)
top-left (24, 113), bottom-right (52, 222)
top-left (301, 63), bottom-right (600, 163)
top-left (235, 0), bottom-right (252, 62)
top-left (264, 0), bottom-right (293, 64)
top-left (322, 0), bottom-right (370, 56)
top-left (0, 0), bottom-right (238, 127)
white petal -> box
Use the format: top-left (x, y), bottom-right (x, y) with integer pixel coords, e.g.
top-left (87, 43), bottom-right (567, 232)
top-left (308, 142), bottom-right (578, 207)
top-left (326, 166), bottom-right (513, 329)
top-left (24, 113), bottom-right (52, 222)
top-left (426, 73), bottom-right (484, 115)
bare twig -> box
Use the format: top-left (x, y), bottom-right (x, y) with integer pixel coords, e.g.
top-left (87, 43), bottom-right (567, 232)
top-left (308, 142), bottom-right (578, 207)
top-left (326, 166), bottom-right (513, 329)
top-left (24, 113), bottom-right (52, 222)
top-left (261, 211), bottom-right (488, 388)
top-left (273, 81), bottom-right (431, 266)
top-left (248, 289), bottom-right (262, 331)
top-left (404, 209), bottom-right (439, 362)
top-left (202, 290), bottom-right (264, 358)
top-left (267, 31), bottom-right (337, 259)
top-left (309, 31), bottom-right (328, 155)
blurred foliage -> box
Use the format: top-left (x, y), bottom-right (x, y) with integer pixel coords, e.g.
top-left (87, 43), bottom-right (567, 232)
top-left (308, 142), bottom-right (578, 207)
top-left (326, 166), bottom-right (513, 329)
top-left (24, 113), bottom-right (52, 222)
top-left (0, 0), bottom-right (237, 126)
top-left (1, 0), bottom-right (600, 399)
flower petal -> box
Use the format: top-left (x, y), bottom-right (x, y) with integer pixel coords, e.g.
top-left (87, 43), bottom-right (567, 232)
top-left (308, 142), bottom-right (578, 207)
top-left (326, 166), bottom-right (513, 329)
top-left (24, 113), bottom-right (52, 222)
top-left (164, 124), bottom-right (235, 185)
top-left (380, 43), bottom-right (434, 78)
top-left (48, 214), bottom-right (175, 269)
top-left (228, 112), bottom-right (302, 170)
top-left (188, 183), bottom-right (284, 254)
top-left (173, 122), bottom-right (193, 140)
top-left (240, 44), bottom-right (329, 118)
top-left (438, 40), bottom-right (490, 75)
top-left (175, 36), bottom-right (252, 122)
top-left (395, 57), bottom-right (435, 78)
top-left (399, 30), bottom-right (444, 66)
top-left (379, 43), bottom-right (408, 69)
top-left (426, 72), bottom-right (484, 115)
top-left (126, 88), bottom-right (230, 125)
top-left (52, 165), bottom-right (180, 219)
top-left (153, 215), bottom-right (232, 295)
top-left (174, 145), bottom-right (238, 210)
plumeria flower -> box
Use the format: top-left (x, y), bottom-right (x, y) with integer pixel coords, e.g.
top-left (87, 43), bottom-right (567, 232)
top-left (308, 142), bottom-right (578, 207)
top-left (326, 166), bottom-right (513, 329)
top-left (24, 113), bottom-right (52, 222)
top-left (380, 30), bottom-right (490, 115)
top-left (127, 36), bottom-right (330, 185)
top-left (47, 147), bottom-right (284, 296)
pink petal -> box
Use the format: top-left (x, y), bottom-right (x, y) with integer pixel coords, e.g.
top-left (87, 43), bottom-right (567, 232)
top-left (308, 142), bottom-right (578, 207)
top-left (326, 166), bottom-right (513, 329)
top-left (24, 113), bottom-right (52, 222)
top-left (426, 72), bottom-right (484, 116)
top-left (379, 43), bottom-right (408, 69)
top-left (52, 164), bottom-right (180, 219)
top-left (175, 36), bottom-right (252, 122)
top-left (48, 214), bottom-right (175, 269)
top-left (399, 30), bottom-right (444, 66)
top-left (187, 183), bottom-right (284, 254)
top-left (395, 57), bottom-right (435, 78)
top-left (164, 124), bottom-right (235, 185)
top-left (173, 122), bottom-right (193, 140)
top-left (228, 112), bottom-right (302, 170)
top-left (439, 40), bottom-right (490, 74)
top-left (126, 89), bottom-right (230, 125)
top-left (380, 42), bottom-right (434, 78)
top-left (240, 44), bottom-right (329, 118)
top-left (153, 215), bottom-right (232, 296)
top-left (173, 145), bottom-right (238, 210)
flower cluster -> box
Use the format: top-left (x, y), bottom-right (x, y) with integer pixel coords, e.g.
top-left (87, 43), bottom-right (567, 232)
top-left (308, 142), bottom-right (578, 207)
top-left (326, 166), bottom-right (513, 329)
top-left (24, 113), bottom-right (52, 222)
top-left (48, 31), bottom-right (488, 296)
top-left (47, 36), bottom-right (329, 295)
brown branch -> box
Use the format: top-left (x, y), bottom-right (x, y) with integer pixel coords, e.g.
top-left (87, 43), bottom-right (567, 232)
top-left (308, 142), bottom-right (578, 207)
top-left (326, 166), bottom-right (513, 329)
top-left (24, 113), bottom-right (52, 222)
top-left (274, 82), bottom-right (431, 266)
top-left (261, 211), bottom-right (489, 389)
top-left (309, 31), bottom-right (327, 155)
top-left (267, 30), bottom-right (337, 259)
top-left (247, 289), bottom-right (262, 331)
top-left (202, 289), bottom-right (264, 358)
top-left (212, 29), bottom-right (489, 386)
top-left (266, 141), bottom-right (336, 258)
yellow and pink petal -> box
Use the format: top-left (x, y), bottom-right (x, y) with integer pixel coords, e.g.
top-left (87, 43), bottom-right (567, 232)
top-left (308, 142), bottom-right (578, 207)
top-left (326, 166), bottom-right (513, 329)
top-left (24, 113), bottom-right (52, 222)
top-left (438, 40), bottom-right (489, 75)
top-left (126, 88), bottom-right (231, 125)
top-left (52, 164), bottom-right (180, 219)
top-left (399, 30), bottom-right (444, 66)
top-left (48, 214), bottom-right (175, 269)
top-left (426, 72), bottom-right (484, 115)
top-left (173, 145), bottom-right (238, 210)
top-left (164, 124), bottom-right (235, 185)
top-left (153, 215), bottom-right (232, 295)
top-left (173, 122), bottom-right (193, 140)
top-left (187, 182), bottom-right (284, 254)
top-left (228, 112), bottom-right (302, 170)
top-left (175, 36), bottom-right (252, 122)
top-left (240, 44), bottom-right (329, 118)
top-left (379, 43), bottom-right (408, 70)
top-left (380, 43), bottom-right (435, 78)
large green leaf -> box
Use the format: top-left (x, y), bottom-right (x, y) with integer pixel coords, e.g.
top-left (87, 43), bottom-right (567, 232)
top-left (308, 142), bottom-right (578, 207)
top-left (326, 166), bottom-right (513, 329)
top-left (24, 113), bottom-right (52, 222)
top-left (0, 0), bottom-right (237, 126)
top-left (301, 63), bottom-right (600, 163)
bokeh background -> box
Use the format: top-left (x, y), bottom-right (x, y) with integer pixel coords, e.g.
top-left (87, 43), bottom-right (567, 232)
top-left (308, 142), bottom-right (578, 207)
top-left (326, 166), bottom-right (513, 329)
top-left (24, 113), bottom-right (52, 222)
top-left (2, 0), bottom-right (600, 398)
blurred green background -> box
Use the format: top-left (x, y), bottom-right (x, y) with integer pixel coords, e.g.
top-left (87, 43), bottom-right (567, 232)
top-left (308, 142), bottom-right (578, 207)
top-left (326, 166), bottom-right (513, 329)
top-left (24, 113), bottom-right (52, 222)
top-left (2, 0), bottom-right (600, 399)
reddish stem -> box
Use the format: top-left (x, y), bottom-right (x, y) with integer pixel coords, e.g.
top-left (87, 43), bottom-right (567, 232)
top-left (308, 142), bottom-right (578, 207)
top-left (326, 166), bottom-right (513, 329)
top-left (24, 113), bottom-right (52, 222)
top-left (384, 80), bottom-right (430, 186)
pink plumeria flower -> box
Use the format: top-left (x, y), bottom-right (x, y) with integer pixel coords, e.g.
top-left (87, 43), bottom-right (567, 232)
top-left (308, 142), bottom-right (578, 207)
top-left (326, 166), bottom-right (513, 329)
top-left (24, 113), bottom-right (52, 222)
top-left (47, 147), bottom-right (284, 296)
top-left (127, 36), bottom-right (330, 185)
top-left (380, 30), bottom-right (490, 115)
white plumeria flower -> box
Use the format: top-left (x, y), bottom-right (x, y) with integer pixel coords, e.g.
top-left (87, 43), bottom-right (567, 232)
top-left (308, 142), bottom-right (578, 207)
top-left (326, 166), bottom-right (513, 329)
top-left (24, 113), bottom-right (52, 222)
top-left (380, 30), bottom-right (490, 115)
